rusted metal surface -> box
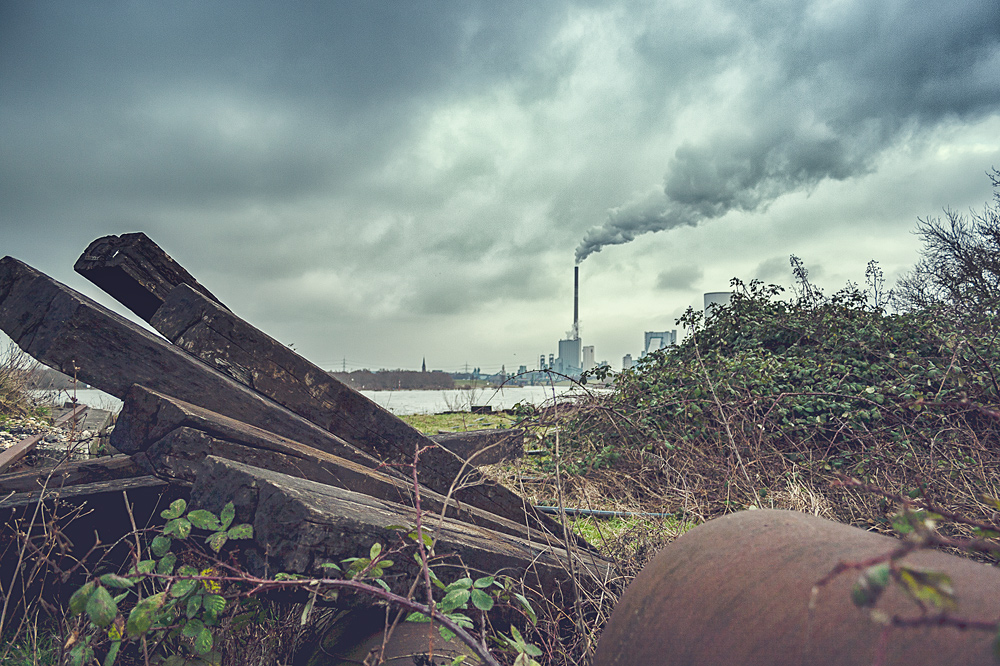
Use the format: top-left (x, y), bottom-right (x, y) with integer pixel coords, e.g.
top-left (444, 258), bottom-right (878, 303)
top-left (304, 608), bottom-right (481, 665)
top-left (595, 509), bottom-right (1000, 666)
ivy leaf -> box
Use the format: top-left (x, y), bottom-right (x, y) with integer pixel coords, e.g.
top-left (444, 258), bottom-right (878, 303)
top-left (203, 594), bottom-right (226, 616)
top-left (408, 530), bottom-right (434, 549)
top-left (163, 517), bottom-right (192, 539)
top-left (157, 552), bottom-right (178, 575)
top-left (151, 535), bottom-right (172, 557)
top-left (851, 564), bottom-right (891, 608)
top-left (69, 581), bottom-right (95, 616)
top-left (85, 585), bottom-right (118, 628)
top-left (160, 499), bottom-right (187, 520)
top-left (99, 574), bottom-right (135, 589)
top-left (471, 589), bottom-right (494, 611)
top-left (186, 594), bottom-right (203, 618)
top-left (206, 531), bottom-right (228, 553)
top-left (227, 523), bottom-right (253, 540)
top-left (897, 566), bottom-right (957, 611)
top-left (220, 502), bottom-right (236, 530)
top-left (126, 593), bottom-right (164, 637)
top-left (194, 626), bottom-right (214, 655)
top-left (406, 611), bottom-right (432, 623)
top-left (513, 593), bottom-right (537, 625)
top-left (445, 577), bottom-right (473, 592)
top-left (473, 576), bottom-right (494, 589)
top-left (187, 509), bottom-right (222, 531)
top-left (171, 579), bottom-right (198, 598)
top-left (182, 618), bottom-right (206, 639)
top-left (438, 589), bottom-right (470, 613)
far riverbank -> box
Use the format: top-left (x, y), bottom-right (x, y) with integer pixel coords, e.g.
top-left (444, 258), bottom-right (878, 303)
top-left (35, 384), bottom-right (586, 416)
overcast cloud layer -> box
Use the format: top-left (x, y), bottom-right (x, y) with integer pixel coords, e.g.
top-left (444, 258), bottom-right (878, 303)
top-left (2, 1), bottom-right (999, 373)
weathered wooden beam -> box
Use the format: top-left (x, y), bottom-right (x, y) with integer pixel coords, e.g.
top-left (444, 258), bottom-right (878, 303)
top-left (429, 429), bottom-right (524, 466)
top-left (0, 475), bottom-right (168, 509)
top-left (74, 232), bottom-right (224, 322)
top-left (190, 457), bottom-right (613, 601)
top-left (0, 454), bottom-right (140, 493)
top-left (116, 387), bottom-right (538, 540)
top-left (0, 257), bottom-right (379, 472)
top-left (148, 284), bottom-right (572, 542)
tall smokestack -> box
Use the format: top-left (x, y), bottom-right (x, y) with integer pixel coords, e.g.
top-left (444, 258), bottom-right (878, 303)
top-left (573, 265), bottom-right (580, 340)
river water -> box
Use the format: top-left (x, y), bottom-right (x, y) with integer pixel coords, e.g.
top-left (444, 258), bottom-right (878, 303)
top-left (37, 384), bottom-right (583, 416)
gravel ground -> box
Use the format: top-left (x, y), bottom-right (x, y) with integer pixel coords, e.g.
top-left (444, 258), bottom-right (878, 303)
top-left (0, 413), bottom-right (101, 467)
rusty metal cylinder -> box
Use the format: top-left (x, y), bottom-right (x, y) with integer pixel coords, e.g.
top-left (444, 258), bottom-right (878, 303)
top-left (595, 509), bottom-right (1000, 666)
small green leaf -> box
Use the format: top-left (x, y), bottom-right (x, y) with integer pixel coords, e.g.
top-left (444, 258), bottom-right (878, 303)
top-left (99, 574), bottom-right (135, 589)
top-left (220, 502), bottom-right (236, 530)
top-left (206, 531), bottom-right (228, 553)
top-left (406, 611), bottom-right (432, 623)
top-left (446, 577), bottom-right (473, 592)
top-left (514, 593), bottom-right (537, 625)
top-left (183, 618), bottom-right (206, 639)
top-left (187, 509), bottom-right (222, 531)
top-left (439, 625), bottom-right (457, 642)
top-left (473, 576), bottom-right (494, 589)
top-left (438, 589), bottom-right (470, 613)
top-left (408, 530), bottom-right (434, 548)
top-left (163, 517), bottom-right (192, 539)
top-left (151, 535), bottom-right (172, 557)
top-left (69, 581), bottom-right (95, 617)
top-left (161, 498), bottom-right (187, 520)
top-left (136, 559), bottom-right (156, 575)
top-left (227, 523), bottom-right (253, 539)
top-left (186, 594), bottom-right (203, 618)
top-left (103, 636), bottom-right (120, 666)
top-left (375, 578), bottom-right (391, 593)
top-left (126, 593), bottom-right (164, 637)
top-left (171, 579), bottom-right (198, 598)
top-left (898, 566), bottom-right (957, 611)
top-left (203, 594), bottom-right (226, 615)
top-left (194, 626), bottom-right (214, 655)
top-left (157, 552), bottom-right (177, 575)
top-left (69, 641), bottom-right (94, 666)
top-left (86, 585), bottom-right (118, 628)
top-left (319, 562), bottom-right (342, 571)
top-left (369, 542), bottom-right (382, 559)
top-left (471, 589), bottom-right (494, 611)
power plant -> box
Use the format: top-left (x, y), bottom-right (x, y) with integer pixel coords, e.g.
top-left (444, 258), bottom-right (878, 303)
top-left (538, 266), bottom-right (592, 378)
top-left (527, 271), bottom-right (734, 379)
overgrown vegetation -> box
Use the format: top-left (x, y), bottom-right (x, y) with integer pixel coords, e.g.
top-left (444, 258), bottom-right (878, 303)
top-left (1, 342), bottom-right (36, 418)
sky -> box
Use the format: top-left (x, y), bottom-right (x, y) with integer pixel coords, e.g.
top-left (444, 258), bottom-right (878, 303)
top-left (2, 1), bottom-right (1000, 374)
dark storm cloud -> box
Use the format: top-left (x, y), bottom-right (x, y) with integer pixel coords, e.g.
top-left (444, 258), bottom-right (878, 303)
top-left (575, 1), bottom-right (1000, 262)
top-left (0, 1), bottom-right (567, 223)
top-left (655, 264), bottom-right (703, 291)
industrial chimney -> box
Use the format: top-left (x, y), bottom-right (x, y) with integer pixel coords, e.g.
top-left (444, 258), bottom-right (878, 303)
top-left (573, 265), bottom-right (580, 340)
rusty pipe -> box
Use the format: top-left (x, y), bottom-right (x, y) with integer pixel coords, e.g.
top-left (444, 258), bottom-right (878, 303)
top-left (595, 509), bottom-right (1000, 666)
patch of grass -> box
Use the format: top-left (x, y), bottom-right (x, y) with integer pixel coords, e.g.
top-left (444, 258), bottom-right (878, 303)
top-left (399, 411), bottom-right (514, 434)
top-left (570, 514), bottom-right (693, 550)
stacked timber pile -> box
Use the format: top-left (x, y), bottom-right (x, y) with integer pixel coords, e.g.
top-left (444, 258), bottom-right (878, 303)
top-left (0, 233), bottom-right (611, 604)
